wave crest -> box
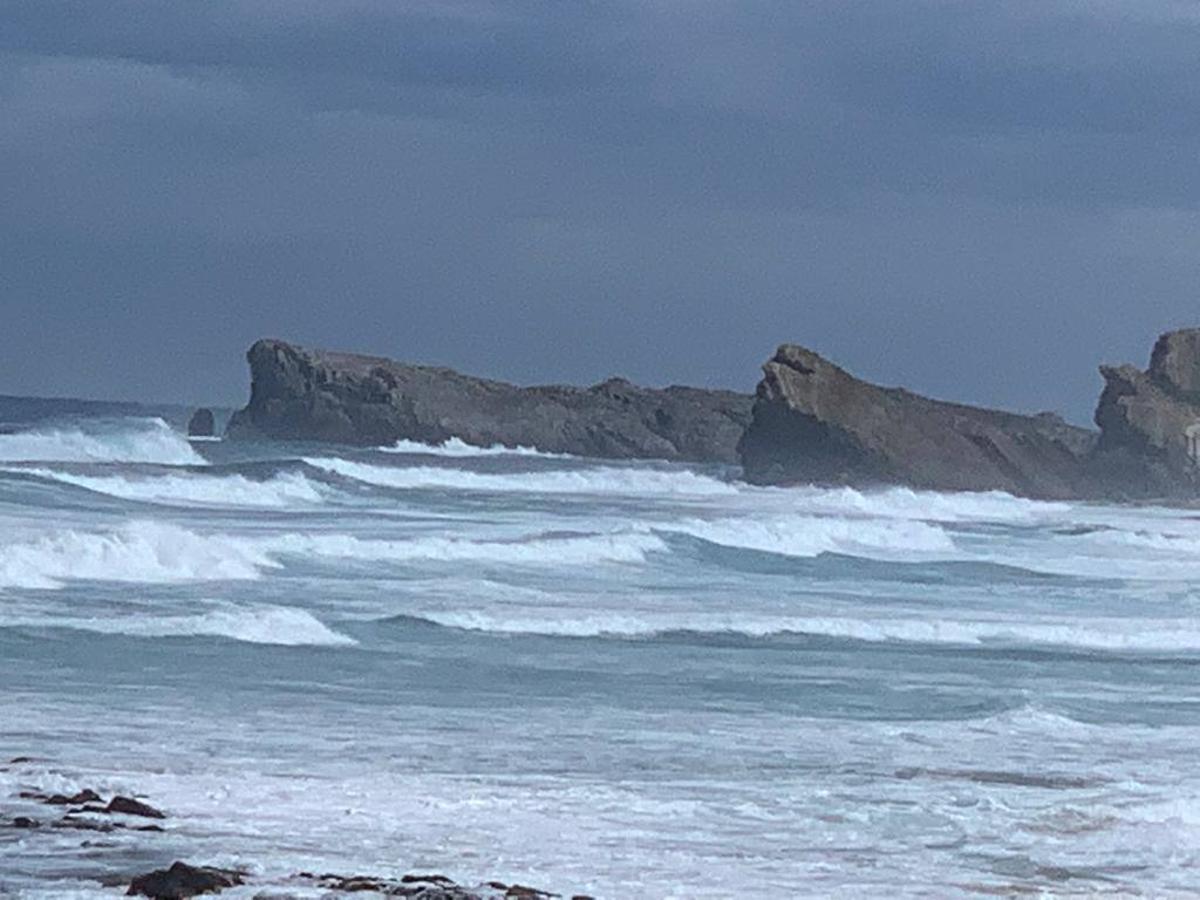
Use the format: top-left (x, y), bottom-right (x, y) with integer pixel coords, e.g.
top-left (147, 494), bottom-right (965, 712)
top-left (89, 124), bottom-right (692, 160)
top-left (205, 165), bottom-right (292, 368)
top-left (0, 418), bottom-right (204, 465)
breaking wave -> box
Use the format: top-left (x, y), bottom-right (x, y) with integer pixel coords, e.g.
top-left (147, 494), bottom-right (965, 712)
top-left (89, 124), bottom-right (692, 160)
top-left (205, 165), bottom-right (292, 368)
top-left (304, 457), bottom-right (737, 496)
top-left (11, 467), bottom-right (327, 509)
top-left (0, 418), bottom-right (204, 465)
top-left (380, 437), bottom-right (570, 459)
top-left (0, 522), bottom-right (276, 590)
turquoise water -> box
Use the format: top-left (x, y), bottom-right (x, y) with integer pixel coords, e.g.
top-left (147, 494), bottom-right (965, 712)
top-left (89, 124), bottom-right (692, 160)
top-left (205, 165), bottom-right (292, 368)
top-left (2, 405), bottom-right (1200, 897)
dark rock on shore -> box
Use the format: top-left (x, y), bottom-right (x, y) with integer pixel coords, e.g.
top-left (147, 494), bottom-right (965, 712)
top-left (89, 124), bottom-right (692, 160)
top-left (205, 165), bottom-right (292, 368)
top-left (127, 861), bottom-right (243, 898)
top-left (226, 339), bottom-right (752, 463)
top-left (738, 344), bottom-right (1101, 498)
top-left (107, 795), bottom-right (166, 818)
top-left (187, 408), bottom-right (216, 438)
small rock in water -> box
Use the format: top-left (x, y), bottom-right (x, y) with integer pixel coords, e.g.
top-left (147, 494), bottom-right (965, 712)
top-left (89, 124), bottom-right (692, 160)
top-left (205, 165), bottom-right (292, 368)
top-left (11, 816), bottom-right (40, 829)
top-left (187, 408), bottom-right (216, 437)
top-left (107, 796), bottom-right (166, 819)
top-left (127, 861), bottom-right (243, 898)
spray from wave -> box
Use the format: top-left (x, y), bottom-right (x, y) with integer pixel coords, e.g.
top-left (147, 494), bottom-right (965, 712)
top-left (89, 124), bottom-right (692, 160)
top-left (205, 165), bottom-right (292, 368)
top-left (0, 418), bottom-right (204, 465)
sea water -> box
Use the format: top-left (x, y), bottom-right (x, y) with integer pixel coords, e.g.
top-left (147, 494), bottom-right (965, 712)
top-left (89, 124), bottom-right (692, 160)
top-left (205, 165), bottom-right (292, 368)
top-left (1, 402), bottom-right (1199, 897)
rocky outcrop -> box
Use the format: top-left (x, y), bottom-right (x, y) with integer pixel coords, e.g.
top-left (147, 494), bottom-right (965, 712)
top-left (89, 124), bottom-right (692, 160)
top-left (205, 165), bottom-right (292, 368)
top-left (226, 339), bottom-right (752, 463)
top-left (738, 345), bottom-right (1100, 498)
top-left (1092, 328), bottom-right (1200, 494)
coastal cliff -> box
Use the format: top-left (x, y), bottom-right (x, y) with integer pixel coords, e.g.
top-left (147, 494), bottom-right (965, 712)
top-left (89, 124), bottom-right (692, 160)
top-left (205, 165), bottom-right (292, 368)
top-left (739, 330), bottom-right (1200, 500)
top-left (225, 339), bottom-right (753, 463)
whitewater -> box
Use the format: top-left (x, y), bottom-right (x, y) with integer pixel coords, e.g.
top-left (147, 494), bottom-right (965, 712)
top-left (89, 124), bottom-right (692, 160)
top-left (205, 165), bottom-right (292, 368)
top-left (4, 407), bottom-right (1200, 897)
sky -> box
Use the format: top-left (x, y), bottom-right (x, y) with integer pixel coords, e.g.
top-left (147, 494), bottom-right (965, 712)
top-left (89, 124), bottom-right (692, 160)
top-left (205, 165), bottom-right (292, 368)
top-left (1, 1), bottom-right (1198, 421)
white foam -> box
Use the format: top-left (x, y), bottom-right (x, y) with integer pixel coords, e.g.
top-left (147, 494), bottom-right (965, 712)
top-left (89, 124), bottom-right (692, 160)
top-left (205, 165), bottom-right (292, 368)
top-left (380, 437), bottom-right (570, 459)
top-left (661, 513), bottom-right (956, 560)
top-left (304, 457), bottom-right (737, 496)
top-left (0, 521), bottom-right (276, 590)
top-left (12, 467), bottom-right (327, 509)
top-left (0, 418), bottom-right (204, 465)
top-left (17, 604), bottom-right (356, 646)
top-left (267, 530), bottom-right (667, 566)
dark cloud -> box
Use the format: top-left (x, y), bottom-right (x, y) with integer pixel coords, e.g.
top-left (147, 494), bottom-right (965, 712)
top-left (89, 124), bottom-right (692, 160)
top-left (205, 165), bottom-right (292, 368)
top-left (0, 0), bottom-right (1195, 420)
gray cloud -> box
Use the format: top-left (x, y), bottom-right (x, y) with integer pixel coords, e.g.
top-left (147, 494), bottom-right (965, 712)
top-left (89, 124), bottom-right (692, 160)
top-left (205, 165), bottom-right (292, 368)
top-left (0, 0), bottom-right (1196, 421)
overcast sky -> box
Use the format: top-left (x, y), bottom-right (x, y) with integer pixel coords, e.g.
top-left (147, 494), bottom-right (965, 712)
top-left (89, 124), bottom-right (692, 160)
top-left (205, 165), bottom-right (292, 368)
top-left (2, 1), bottom-right (1198, 420)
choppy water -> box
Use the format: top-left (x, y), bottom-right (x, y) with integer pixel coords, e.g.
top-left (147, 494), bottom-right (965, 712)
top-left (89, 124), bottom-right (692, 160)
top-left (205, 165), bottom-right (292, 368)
top-left (2, 403), bottom-right (1200, 897)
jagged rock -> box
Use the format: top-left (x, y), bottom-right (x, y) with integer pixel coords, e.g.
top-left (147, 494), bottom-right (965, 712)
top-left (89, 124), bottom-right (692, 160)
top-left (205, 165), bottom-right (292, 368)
top-left (127, 861), bottom-right (243, 898)
top-left (738, 344), bottom-right (1099, 498)
top-left (225, 339), bottom-right (752, 463)
top-left (107, 796), bottom-right (166, 819)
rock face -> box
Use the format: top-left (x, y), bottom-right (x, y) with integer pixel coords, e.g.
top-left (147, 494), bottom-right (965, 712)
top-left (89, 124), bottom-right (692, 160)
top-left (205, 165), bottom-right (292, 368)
top-left (186, 408), bottom-right (215, 437)
top-left (226, 339), bottom-right (753, 463)
top-left (738, 345), bottom-right (1100, 498)
top-left (1093, 328), bottom-right (1200, 494)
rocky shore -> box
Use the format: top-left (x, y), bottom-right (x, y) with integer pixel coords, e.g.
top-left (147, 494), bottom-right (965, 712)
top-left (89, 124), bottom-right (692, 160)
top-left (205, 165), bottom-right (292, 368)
top-left (2, 762), bottom-right (588, 899)
top-left (223, 330), bottom-right (1200, 500)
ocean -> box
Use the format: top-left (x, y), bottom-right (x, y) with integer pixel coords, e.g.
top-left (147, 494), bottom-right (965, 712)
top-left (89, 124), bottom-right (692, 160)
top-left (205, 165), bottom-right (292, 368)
top-left (1, 401), bottom-right (1199, 897)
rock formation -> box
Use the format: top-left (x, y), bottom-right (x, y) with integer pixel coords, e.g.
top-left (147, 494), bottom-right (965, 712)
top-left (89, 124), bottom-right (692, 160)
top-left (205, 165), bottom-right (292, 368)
top-left (737, 344), bottom-right (1099, 498)
top-left (226, 339), bottom-right (752, 463)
